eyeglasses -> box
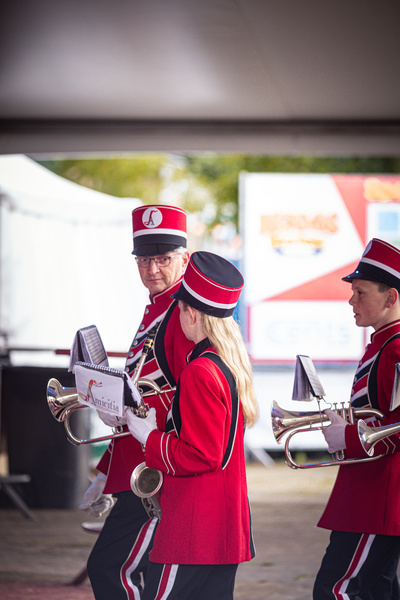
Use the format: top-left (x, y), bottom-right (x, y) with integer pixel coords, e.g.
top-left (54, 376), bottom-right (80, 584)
top-left (135, 253), bottom-right (181, 268)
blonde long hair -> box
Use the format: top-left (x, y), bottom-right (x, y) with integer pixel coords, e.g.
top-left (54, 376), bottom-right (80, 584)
top-left (202, 313), bottom-right (258, 428)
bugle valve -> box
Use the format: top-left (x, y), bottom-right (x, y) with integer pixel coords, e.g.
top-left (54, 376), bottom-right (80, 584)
top-left (271, 400), bottom-right (385, 469)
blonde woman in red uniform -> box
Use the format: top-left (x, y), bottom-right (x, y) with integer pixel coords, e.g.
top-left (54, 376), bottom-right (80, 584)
top-left (126, 251), bottom-right (258, 600)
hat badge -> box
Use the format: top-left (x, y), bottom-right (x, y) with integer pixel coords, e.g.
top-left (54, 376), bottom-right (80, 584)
top-left (142, 207), bottom-right (163, 229)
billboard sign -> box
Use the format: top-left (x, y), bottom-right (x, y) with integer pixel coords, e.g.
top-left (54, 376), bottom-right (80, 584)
top-left (240, 173), bottom-right (400, 363)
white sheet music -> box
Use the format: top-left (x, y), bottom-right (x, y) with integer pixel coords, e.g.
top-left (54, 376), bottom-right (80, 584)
top-left (74, 362), bottom-right (141, 417)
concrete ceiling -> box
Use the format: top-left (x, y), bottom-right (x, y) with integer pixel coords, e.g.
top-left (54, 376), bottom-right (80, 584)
top-left (1, 0), bottom-right (400, 156)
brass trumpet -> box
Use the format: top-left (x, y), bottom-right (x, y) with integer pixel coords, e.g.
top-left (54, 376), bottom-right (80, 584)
top-left (271, 400), bottom-right (385, 469)
top-left (358, 419), bottom-right (400, 456)
top-left (47, 334), bottom-right (174, 445)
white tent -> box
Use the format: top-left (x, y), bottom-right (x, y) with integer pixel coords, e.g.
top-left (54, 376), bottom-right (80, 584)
top-left (0, 155), bottom-right (146, 367)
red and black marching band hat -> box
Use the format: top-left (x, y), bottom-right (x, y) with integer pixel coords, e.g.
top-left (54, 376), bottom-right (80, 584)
top-left (342, 238), bottom-right (400, 292)
top-left (172, 251), bottom-right (244, 318)
top-left (132, 204), bottom-right (187, 256)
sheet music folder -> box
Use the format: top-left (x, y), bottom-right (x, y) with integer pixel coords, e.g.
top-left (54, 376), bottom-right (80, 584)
top-left (74, 362), bottom-right (140, 417)
top-left (70, 325), bottom-right (139, 417)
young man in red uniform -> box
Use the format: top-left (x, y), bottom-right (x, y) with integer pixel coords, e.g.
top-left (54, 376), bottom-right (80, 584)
top-left (314, 238), bottom-right (400, 600)
top-left (125, 251), bottom-right (258, 600)
top-left (80, 205), bottom-right (194, 600)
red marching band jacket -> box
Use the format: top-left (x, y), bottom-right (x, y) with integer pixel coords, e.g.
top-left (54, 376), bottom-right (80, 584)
top-left (318, 320), bottom-right (400, 535)
top-left (96, 278), bottom-right (194, 494)
top-left (144, 339), bottom-right (255, 565)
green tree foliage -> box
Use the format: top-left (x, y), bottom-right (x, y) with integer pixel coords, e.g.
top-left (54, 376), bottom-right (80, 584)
top-left (184, 154), bottom-right (400, 230)
top-left (38, 154), bottom-right (400, 234)
top-left (39, 154), bottom-right (172, 204)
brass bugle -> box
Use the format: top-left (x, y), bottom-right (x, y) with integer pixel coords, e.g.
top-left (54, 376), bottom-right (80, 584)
top-left (130, 461), bottom-right (163, 520)
top-left (46, 333), bottom-right (175, 445)
top-left (271, 400), bottom-right (385, 469)
top-left (46, 377), bottom-right (169, 446)
top-left (358, 419), bottom-right (400, 456)
top-left (47, 377), bottom-right (130, 445)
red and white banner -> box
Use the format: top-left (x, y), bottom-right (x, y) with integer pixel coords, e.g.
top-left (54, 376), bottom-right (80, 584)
top-left (240, 173), bottom-right (400, 363)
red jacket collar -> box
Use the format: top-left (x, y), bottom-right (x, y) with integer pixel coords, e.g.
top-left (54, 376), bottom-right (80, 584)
top-left (371, 320), bottom-right (400, 345)
top-left (149, 277), bottom-right (183, 305)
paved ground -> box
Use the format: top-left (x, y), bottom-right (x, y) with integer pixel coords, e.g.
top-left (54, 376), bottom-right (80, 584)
top-left (0, 460), bottom-right (340, 600)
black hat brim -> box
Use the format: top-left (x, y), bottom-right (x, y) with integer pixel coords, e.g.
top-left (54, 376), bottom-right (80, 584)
top-left (342, 266), bottom-right (396, 288)
top-left (133, 243), bottom-right (182, 256)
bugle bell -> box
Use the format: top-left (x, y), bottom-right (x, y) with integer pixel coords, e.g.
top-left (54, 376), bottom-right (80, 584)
top-left (130, 461), bottom-right (163, 520)
top-left (358, 419), bottom-right (400, 456)
top-left (271, 400), bottom-right (385, 469)
top-left (47, 378), bottom-right (81, 422)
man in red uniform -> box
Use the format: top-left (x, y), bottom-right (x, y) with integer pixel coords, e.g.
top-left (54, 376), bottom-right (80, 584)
top-left (80, 204), bottom-right (193, 600)
top-left (125, 251), bottom-right (258, 600)
top-left (314, 238), bottom-right (400, 600)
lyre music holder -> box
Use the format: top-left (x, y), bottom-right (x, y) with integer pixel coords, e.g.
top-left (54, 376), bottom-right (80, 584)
top-left (292, 355), bottom-right (325, 402)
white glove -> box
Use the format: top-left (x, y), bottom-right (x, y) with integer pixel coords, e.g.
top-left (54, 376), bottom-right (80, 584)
top-left (322, 409), bottom-right (348, 453)
top-left (125, 407), bottom-right (158, 446)
top-left (79, 472), bottom-right (113, 518)
top-left (97, 410), bottom-right (127, 428)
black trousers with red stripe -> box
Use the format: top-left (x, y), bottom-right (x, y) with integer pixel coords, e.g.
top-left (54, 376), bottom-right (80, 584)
top-left (313, 531), bottom-right (400, 600)
top-left (142, 562), bottom-right (238, 600)
top-left (87, 491), bottom-right (158, 600)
